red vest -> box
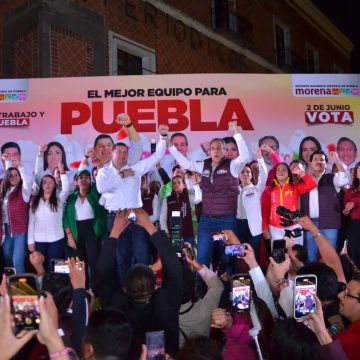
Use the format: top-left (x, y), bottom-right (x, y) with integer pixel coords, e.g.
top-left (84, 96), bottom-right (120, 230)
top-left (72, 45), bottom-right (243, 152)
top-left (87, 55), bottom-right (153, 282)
top-left (200, 158), bottom-right (239, 216)
top-left (142, 191), bottom-right (155, 216)
top-left (5, 187), bottom-right (29, 235)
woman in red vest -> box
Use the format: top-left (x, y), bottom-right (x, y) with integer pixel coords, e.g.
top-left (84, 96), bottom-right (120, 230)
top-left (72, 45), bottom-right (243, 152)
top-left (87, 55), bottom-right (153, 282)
top-left (160, 175), bottom-right (201, 245)
top-left (261, 162), bottom-right (316, 248)
top-left (1, 163), bottom-right (33, 274)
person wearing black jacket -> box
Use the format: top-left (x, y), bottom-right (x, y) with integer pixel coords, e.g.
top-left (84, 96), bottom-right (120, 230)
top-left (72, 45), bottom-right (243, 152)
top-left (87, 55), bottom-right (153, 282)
top-left (95, 208), bottom-right (182, 357)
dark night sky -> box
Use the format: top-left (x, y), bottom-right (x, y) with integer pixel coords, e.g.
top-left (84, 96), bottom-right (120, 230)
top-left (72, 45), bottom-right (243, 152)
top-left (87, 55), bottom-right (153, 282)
top-left (311, 0), bottom-right (360, 72)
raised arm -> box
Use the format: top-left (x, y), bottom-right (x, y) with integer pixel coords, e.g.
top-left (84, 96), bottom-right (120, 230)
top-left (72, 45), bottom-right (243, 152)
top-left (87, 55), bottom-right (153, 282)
top-left (298, 216), bottom-right (346, 283)
top-left (228, 121), bottom-right (250, 176)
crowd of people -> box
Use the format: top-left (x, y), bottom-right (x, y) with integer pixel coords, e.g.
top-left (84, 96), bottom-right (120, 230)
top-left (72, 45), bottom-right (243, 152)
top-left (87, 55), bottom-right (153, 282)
top-left (0, 113), bottom-right (359, 360)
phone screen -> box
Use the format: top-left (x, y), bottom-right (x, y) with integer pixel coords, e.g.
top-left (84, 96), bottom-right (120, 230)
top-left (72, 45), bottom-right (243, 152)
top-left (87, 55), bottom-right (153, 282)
top-left (146, 330), bottom-right (165, 360)
top-left (225, 244), bottom-right (245, 257)
top-left (272, 239), bottom-right (286, 263)
top-left (51, 259), bottom-right (70, 274)
top-left (232, 274), bottom-right (251, 312)
top-left (294, 275), bottom-right (317, 319)
top-left (211, 232), bottom-right (228, 241)
top-left (9, 275), bottom-right (40, 331)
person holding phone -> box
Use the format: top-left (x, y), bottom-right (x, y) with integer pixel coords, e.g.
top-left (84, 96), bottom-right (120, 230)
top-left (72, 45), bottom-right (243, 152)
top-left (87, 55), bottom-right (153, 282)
top-left (0, 161), bottom-right (33, 274)
top-left (176, 243), bottom-right (223, 346)
top-left (160, 175), bottom-right (201, 245)
top-left (1, 286), bottom-right (73, 360)
top-left (95, 209), bottom-right (182, 357)
top-left (28, 166), bottom-right (70, 271)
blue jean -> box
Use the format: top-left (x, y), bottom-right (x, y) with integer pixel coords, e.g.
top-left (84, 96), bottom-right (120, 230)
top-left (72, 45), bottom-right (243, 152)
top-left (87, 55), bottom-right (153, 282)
top-left (107, 212), bottom-right (152, 288)
top-left (35, 238), bottom-right (66, 272)
top-left (304, 220), bottom-right (338, 263)
top-left (3, 224), bottom-right (27, 274)
top-left (197, 214), bottom-right (237, 269)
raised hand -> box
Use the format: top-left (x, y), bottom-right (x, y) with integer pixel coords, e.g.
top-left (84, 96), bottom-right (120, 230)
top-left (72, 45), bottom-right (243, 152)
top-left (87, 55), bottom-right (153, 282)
top-left (115, 113), bottom-right (131, 126)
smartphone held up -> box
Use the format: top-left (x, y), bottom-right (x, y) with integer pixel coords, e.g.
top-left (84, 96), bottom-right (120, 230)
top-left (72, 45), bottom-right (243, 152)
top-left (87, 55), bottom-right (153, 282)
top-left (294, 274), bottom-right (317, 319)
top-left (231, 274), bottom-right (252, 312)
top-left (8, 274), bottom-right (40, 332)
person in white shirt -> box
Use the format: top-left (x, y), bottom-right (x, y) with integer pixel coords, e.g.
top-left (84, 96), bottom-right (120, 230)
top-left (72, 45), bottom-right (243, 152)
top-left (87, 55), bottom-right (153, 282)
top-left (96, 125), bottom-right (168, 288)
top-left (236, 147), bottom-right (268, 261)
top-left (28, 162), bottom-right (70, 271)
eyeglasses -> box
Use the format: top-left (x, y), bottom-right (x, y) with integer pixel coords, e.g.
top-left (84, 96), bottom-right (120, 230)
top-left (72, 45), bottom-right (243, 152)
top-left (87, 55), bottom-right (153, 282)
top-left (344, 288), bottom-right (360, 301)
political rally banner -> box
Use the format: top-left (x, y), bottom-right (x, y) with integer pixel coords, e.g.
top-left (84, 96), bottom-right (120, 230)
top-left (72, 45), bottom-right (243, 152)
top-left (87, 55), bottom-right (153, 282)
top-left (0, 73), bottom-right (359, 172)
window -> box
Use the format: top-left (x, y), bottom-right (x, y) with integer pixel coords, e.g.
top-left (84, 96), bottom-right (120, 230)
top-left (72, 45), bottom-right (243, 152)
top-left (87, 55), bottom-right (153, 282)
top-left (306, 43), bottom-right (319, 73)
top-left (109, 31), bottom-right (156, 75)
top-left (273, 19), bottom-right (291, 67)
top-left (212, 0), bottom-right (237, 32)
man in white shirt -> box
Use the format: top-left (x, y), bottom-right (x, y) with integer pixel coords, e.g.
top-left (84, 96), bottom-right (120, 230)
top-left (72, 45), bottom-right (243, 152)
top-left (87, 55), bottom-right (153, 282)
top-left (96, 125), bottom-right (168, 287)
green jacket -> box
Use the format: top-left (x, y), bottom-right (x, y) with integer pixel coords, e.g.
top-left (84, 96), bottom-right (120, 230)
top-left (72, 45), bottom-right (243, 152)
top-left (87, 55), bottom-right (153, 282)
top-left (63, 184), bottom-right (107, 244)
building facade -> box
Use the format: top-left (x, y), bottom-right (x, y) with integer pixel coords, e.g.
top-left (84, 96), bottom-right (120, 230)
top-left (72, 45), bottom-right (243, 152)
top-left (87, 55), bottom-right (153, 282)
top-left (0, 0), bottom-right (353, 79)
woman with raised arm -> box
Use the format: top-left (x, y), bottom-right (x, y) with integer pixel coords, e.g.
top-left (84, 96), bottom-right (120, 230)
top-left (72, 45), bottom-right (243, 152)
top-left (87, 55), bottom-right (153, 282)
top-left (0, 158), bottom-right (33, 274)
top-left (28, 162), bottom-right (70, 271)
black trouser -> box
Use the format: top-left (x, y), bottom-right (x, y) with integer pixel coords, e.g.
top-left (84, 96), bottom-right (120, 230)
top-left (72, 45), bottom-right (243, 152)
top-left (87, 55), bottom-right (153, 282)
top-left (347, 219), bottom-right (360, 268)
top-left (68, 219), bottom-right (100, 290)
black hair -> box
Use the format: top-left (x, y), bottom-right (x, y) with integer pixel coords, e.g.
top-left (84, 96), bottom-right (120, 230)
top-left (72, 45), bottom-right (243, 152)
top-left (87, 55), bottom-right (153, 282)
top-left (309, 150), bottom-right (328, 163)
top-left (91, 166), bottom-right (98, 182)
top-left (269, 318), bottom-right (319, 360)
top-left (289, 159), bottom-right (306, 168)
top-left (222, 136), bottom-right (237, 145)
top-left (149, 180), bottom-right (161, 195)
top-left (292, 244), bottom-right (308, 265)
top-left (350, 161), bottom-right (360, 192)
top-left (337, 136), bottom-right (357, 152)
top-left (42, 274), bottom-right (73, 314)
top-left (271, 162), bottom-right (294, 189)
top-left (172, 164), bottom-right (181, 174)
top-left (124, 264), bottom-right (156, 302)
top-left (113, 142), bottom-right (128, 151)
top-left (43, 141), bottom-right (70, 171)
top-left (181, 268), bottom-right (196, 304)
top-left (94, 134), bottom-right (114, 148)
top-left (298, 136), bottom-right (322, 164)
top-left (171, 132), bottom-right (188, 145)
top-left (1, 141), bottom-right (21, 155)
top-left (0, 167), bottom-right (23, 199)
top-left (297, 262), bottom-right (338, 302)
top-left (31, 175), bottom-right (58, 212)
top-left (176, 335), bottom-right (222, 360)
top-left (84, 309), bottom-right (133, 359)
top-left (258, 135), bottom-right (279, 149)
